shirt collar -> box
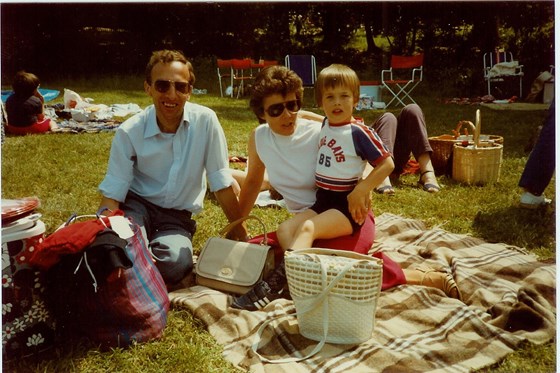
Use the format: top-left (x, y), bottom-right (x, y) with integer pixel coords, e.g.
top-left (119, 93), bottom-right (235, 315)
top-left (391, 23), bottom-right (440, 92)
top-left (144, 103), bottom-right (190, 138)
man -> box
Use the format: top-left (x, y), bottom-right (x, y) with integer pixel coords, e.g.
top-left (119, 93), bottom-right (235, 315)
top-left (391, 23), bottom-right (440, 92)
top-left (98, 49), bottom-right (246, 285)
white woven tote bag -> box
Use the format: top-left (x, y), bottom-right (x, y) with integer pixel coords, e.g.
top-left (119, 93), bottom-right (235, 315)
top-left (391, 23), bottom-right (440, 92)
top-left (285, 248), bottom-right (383, 344)
top-left (252, 248), bottom-right (383, 363)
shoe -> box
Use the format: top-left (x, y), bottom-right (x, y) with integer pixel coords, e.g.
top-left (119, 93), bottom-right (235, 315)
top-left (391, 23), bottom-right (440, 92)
top-left (375, 185), bottom-right (395, 195)
top-left (415, 265), bottom-right (462, 301)
top-left (231, 260), bottom-right (290, 311)
top-left (520, 192), bottom-right (551, 209)
top-left (418, 170), bottom-right (440, 193)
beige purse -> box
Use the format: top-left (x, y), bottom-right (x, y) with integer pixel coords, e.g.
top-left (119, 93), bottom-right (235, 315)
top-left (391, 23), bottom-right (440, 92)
top-left (195, 215), bottom-right (275, 295)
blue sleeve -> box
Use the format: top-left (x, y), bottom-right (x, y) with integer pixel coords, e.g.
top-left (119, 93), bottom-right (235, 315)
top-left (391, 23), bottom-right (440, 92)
top-left (98, 128), bottom-right (135, 202)
top-left (351, 124), bottom-right (391, 166)
top-left (204, 111), bottom-right (234, 192)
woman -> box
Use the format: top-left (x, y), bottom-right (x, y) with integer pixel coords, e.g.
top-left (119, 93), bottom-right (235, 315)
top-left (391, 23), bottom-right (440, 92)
top-left (231, 66), bottom-right (460, 311)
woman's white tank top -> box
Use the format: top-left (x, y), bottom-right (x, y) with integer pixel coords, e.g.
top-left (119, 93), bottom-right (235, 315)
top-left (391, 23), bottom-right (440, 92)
top-left (254, 119), bottom-right (320, 213)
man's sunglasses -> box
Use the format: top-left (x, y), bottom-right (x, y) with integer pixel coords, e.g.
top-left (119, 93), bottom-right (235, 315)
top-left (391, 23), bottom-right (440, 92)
top-left (153, 80), bottom-right (190, 94)
top-left (264, 99), bottom-right (301, 117)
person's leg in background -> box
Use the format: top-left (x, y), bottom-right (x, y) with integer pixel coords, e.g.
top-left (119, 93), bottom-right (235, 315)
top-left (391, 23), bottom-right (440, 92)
top-left (372, 112), bottom-right (398, 194)
top-left (373, 104), bottom-right (440, 193)
top-left (518, 100), bottom-right (555, 208)
top-left (395, 104), bottom-right (440, 192)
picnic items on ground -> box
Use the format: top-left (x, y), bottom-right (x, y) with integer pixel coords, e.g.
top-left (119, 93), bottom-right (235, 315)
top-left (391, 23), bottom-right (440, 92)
top-left (27, 209), bottom-right (169, 349)
top-left (429, 110), bottom-right (504, 176)
top-left (169, 212), bottom-right (555, 372)
top-left (59, 88), bottom-right (142, 123)
top-left (251, 248), bottom-right (383, 363)
top-left (2, 197), bottom-right (55, 362)
top-left (452, 109), bottom-right (504, 185)
top-left (196, 215), bottom-right (275, 295)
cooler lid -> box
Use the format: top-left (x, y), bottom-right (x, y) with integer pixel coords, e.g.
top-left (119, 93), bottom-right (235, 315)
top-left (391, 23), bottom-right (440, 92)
top-left (1, 220), bottom-right (45, 243)
top-left (1, 213), bottom-right (42, 236)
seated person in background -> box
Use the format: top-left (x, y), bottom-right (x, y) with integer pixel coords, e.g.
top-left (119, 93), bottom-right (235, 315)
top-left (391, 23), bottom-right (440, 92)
top-left (373, 104), bottom-right (440, 194)
top-left (5, 71), bottom-right (58, 135)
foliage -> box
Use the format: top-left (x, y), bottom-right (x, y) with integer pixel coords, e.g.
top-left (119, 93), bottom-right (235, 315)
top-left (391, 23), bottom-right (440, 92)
top-left (1, 82), bottom-right (555, 372)
top-left (1, 2), bottom-right (554, 97)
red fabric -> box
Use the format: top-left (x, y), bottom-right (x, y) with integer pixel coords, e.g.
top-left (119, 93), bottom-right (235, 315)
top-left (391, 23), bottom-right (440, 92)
top-left (402, 159), bottom-right (420, 175)
top-left (5, 118), bottom-right (51, 135)
top-left (249, 211), bottom-right (406, 290)
top-left (29, 210), bottom-right (125, 270)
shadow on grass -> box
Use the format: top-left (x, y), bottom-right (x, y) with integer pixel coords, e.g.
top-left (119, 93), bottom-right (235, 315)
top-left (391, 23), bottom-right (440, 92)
top-left (472, 204), bottom-right (555, 256)
top-left (3, 337), bottom-right (101, 373)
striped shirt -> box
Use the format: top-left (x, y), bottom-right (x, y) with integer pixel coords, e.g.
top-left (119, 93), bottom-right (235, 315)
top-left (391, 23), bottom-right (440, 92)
top-left (315, 118), bottom-right (390, 191)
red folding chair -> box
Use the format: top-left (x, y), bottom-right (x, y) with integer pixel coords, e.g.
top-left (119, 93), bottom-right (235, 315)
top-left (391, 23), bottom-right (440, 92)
top-left (381, 54), bottom-right (424, 107)
top-left (231, 58), bottom-right (254, 98)
top-left (217, 59), bottom-right (233, 97)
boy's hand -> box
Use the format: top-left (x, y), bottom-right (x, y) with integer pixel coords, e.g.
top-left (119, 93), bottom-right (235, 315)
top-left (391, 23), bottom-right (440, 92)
top-left (347, 184), bottom-right (371, 225)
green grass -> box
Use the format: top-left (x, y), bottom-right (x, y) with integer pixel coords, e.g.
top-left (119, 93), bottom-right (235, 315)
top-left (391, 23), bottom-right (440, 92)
top-left (1, 85), bottom-right (555, 372)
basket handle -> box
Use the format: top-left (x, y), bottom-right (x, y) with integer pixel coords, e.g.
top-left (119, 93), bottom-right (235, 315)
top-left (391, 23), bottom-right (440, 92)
top-left (454, 109), bottom-right (482, 147)
top-left (219, 215), bottom-right (267, 244)
top-left (474, 109), bottom-right (481, 148)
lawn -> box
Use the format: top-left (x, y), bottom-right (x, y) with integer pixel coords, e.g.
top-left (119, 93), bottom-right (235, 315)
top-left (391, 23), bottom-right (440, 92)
top-left (1, 79), bottom-right (555, 372)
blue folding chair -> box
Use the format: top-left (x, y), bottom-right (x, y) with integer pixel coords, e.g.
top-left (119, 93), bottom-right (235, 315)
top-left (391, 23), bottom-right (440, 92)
top-left (284, 55), bottom-right (317, 87)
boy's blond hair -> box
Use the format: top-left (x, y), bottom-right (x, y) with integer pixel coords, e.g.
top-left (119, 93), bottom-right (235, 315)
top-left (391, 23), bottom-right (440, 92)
top-left (315, 64), bottom-right (360, 107)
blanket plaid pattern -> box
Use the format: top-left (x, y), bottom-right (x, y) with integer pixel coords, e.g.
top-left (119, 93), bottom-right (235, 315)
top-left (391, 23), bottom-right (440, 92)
top-left (169, 213), bottom-right (556, 372)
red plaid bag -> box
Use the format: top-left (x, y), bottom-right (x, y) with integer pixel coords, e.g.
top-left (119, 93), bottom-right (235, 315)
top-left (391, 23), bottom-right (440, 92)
top-left (30, 211), bottom-right (169, 349)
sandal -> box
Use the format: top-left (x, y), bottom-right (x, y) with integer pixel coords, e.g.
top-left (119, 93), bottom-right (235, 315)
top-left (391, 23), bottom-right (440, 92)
top-left (415, 265), bottom-right (462, 301)
top-left (375, 185), bottom-right (395, 195)
top-left (418, 170), bottom-right (440, 193)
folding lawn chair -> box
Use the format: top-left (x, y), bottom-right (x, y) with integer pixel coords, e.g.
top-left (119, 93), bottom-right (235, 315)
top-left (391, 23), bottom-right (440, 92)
top-left (381, 54), bottom-right (424, 107)
top-left (217, 59), bottom-right (233, 97)
top-left (483, 50), bottom-right (524, 97)
top-left (231, 58), bottom-right (255, 99)
top-left (285, 55), bottom-right (317, 102)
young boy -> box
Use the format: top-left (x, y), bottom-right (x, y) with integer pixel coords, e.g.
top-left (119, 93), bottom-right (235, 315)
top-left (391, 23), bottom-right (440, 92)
top-left (5, 71), bottom-right (58, 134)
top-left (276, 64), bottom-right (394, 250)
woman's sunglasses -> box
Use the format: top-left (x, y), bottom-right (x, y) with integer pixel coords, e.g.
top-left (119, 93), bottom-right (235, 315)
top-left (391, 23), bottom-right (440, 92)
top-left (153, 80), bottom-right (190, 94)
top-left (264, 99), bottom-right (301, 117)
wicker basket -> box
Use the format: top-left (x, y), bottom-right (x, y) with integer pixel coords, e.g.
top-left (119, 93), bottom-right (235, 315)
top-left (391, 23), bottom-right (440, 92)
top-left (429, 134), bottom-right (458, 176)
top-left (452, 110), bottom-right (503, 185)
top-left (430, 123), bottom-right (504, 176)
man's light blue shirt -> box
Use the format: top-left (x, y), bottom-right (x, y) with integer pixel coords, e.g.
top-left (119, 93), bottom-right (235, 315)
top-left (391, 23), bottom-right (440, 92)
top-left (99, 102), bottom-right (233, 214)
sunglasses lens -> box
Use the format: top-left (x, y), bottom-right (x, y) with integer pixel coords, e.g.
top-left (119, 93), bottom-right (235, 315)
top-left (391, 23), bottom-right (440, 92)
top-left (175, 82), bottom-right (189, 94)
top-left (267, 103), bottom-right (284, 117)
top-left (266, 100), bottom-right (300, 117)
top-left (154, 80), bottom-right (171, 93)
top-left (285, 100), bottom-right (299, 112)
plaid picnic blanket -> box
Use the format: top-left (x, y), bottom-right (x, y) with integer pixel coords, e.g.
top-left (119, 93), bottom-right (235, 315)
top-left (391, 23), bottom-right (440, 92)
top-left (169, 213), bottom-right (556, 372)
